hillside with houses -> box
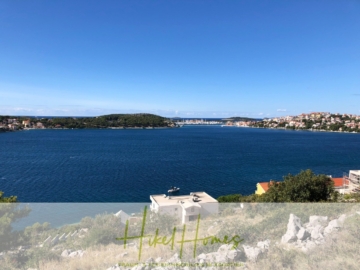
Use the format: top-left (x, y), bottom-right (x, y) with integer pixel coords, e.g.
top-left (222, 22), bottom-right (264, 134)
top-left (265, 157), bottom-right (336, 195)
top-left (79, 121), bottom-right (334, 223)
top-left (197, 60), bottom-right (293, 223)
top-left (226, 112), bottom-right (360, 132)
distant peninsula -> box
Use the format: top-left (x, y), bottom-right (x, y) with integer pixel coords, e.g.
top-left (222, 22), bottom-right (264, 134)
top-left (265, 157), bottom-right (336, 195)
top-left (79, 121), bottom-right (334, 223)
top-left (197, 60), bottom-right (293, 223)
top-left (0, 113), bottom-right (177, 131)
top-left (222, 116), bottom-right (260, 122)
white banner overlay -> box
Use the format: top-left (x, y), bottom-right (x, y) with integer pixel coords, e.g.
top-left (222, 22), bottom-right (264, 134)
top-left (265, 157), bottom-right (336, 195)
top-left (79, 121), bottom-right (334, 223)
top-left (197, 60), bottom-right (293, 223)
top-left (1, 203), bottom-right (359, 269)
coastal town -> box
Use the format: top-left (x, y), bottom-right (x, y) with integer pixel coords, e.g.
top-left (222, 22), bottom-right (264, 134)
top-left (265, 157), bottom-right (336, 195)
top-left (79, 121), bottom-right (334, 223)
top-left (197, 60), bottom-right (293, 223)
top-left (225, 112), bottom-right (360, 133)
top-left (0, 117), bottom-right (45, 131)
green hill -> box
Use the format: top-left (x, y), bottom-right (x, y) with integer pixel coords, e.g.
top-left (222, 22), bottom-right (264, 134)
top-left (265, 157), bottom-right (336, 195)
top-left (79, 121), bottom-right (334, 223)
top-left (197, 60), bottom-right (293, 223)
top-left (35, 113), bottom-right (174, 129)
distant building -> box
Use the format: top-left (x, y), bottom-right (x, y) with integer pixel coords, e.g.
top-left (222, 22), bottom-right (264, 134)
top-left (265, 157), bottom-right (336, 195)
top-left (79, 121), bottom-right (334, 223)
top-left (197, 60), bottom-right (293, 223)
top-left (7, 124), bottom-right (18, 130)
top-left (150, 192), bottom-right (218, 224)
top-left (114, 210), bottom-right (139, 226)
top-left (255, 181), bottom-right (279, 195)
top-left (349, 170), bottom-right (360, 184)
top-left (36, 122), bottom-right (45, 129)
top-left (255, 182), bottom-right (270, 195)
top-left (331, 177), bottom-right (350, 191)
top-left (22, 119), bottom-right (31, 127)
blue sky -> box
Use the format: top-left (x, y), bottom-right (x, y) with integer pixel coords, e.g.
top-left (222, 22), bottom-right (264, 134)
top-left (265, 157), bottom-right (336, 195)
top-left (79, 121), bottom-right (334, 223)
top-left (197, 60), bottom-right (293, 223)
top-left (1, 0), bottom-right (359, 118)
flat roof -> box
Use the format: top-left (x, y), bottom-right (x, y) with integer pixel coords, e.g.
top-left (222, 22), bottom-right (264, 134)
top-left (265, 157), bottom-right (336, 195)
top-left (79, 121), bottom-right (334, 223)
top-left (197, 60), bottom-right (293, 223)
top-left (150, 191), bottom-right (218, 206)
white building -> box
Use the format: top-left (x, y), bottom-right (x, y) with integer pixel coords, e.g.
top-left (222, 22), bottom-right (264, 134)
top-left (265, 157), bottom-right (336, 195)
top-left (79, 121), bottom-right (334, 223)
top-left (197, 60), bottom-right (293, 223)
top-left (349, 170), bottom-right (360, 184)
top-left (150, 192), bottom-right (219, 224)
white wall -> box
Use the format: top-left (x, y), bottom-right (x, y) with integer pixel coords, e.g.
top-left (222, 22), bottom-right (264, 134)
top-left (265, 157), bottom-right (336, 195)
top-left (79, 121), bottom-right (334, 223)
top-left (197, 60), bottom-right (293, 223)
top-left (199, 202), bottom-right (219, 217)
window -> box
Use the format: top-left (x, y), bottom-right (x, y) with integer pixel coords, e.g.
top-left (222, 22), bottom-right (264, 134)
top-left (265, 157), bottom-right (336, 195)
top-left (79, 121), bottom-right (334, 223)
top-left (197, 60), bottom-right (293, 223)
top-left (189, 215), bottom-right (197, 221)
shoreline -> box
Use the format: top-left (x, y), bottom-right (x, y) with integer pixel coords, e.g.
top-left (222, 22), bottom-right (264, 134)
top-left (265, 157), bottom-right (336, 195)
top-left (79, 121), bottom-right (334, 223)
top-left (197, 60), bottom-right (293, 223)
top-left (221, 125), bottom-right (360, 134)
top-left (17, 126), bottom-right (180, 131)
top-left (250, 126), bottom-right (360, 134)
top-left (4, 125), bottom-right (360, 134)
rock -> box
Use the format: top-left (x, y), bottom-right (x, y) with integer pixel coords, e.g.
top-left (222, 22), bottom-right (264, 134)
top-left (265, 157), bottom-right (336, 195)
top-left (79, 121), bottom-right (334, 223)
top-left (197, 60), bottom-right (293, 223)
top-left (242, 245), bottom-right (262, 262)
top-left (324, 218), bottom-right (343, 235)
top-left (215, 253), bottom-right (228, 263)
top-left (61, 249), bottom-right (72, 257)
top-left (281, 233), bottom-right (295, 244)
top-left (155, 257), bottom-right (162, 263)
top-left (281, 214), bottom-right (302, 243)
top-left (68, 250), bottom-right (85, 258)
top-left (226, 249), bottom-right (241, 261)
top-left (329, 219), bottom-right (343, 228)
top-left (308, 216), bottom-right (328, 227)
top-left (257, 239), bottom-right (270, 251)
top-left (217, 244), bottom-right (243, 261)
top-left (296, 228), bottom-right (310, 241)
top-left (131, 264), bottom-right (144, 270)
top-left (201, 252), bottom-right (218, 262)
top-left (167, 253), bottom-right (181, 263)
top-left (145, 257), bottom-right (154, 264)
top-left (288, 214), bottom-right (302, 230)
top-left (218, 244), bottom-right (232, 254)
top-left (107, 265), bottom-right (121, 270)
top-left (310, 225), bottom-right (324, 240)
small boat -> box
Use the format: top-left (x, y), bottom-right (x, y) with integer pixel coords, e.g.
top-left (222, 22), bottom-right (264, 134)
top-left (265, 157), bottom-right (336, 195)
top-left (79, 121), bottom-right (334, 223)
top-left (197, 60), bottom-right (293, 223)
top-left (168, 186), bottom-right (180, 193)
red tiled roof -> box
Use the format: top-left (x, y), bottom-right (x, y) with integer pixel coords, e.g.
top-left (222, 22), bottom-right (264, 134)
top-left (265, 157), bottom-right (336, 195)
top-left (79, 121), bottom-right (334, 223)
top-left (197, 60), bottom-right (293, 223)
top-left (259, 182), bottom-right (270, 192)
top-left (332, 178), bottom-right (349, 187)
top-left (259, 181), bottom-right (278, 192)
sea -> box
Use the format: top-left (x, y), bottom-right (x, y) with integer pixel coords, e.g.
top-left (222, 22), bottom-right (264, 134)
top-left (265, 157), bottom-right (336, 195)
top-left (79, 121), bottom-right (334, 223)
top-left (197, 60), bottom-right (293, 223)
top-left (1, 126), bottom-right (359, 203)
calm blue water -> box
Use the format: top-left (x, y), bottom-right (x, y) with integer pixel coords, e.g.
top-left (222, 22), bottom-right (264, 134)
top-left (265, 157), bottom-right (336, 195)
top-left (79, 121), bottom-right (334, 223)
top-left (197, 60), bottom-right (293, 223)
top-left (1, 126), bottom-right (359, 202)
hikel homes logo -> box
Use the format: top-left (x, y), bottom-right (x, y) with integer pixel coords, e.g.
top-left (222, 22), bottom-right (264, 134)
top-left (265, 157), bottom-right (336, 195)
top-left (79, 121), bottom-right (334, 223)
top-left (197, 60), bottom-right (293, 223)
top-left (116, 206), bottom-right (244, 262)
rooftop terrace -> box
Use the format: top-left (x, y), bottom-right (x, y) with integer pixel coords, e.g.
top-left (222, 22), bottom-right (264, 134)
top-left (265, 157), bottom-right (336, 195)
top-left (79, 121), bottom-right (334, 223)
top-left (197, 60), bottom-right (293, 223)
top-left (150, 191), bottom-right (218, 205)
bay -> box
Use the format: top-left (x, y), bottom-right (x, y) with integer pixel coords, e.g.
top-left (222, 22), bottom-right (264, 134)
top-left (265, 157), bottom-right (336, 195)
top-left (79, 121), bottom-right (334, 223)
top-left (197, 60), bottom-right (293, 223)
top-left (1, 126), bottom-right (359, 202)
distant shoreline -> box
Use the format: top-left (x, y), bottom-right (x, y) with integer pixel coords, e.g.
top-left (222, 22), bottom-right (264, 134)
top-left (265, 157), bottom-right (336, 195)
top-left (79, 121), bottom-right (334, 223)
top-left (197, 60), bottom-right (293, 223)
top-left (19, 126), bottom-right (179, 131)
top-left (3, 125), bottom-right (360, 134)
top-left (221, 125), bottom-right (360, 134)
